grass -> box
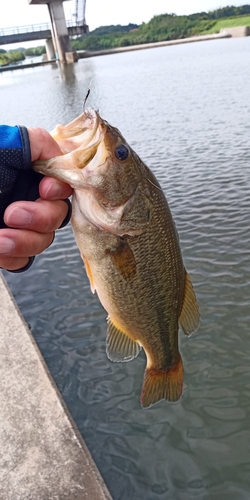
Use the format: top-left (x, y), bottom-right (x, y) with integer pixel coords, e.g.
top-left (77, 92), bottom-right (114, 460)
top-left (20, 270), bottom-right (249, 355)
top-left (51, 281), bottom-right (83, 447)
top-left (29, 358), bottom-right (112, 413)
top-left (201, 15), bottom-right (250, 34)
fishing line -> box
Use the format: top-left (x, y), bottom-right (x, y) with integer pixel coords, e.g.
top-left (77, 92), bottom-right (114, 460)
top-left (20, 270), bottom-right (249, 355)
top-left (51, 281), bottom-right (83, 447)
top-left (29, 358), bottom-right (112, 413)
top-left (83, 78), bottom-right (96, 110)
top-left (82, 77), bottom-right (118, 115)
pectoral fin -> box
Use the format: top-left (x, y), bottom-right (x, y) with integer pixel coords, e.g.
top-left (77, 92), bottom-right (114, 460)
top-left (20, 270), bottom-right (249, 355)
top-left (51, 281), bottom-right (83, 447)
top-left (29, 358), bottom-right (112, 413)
top-left (106, 317), bottom-right (141, 362)
top-left (81, 255), bottom-right (95, 294)
top-left (106, 237), bottom-right (137, 281)
top-left (179, 271), bottom-right (200, 336)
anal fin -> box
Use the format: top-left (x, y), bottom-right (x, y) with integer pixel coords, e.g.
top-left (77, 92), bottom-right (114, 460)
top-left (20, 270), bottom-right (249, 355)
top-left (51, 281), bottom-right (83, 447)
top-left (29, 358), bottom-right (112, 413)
top-left (107, 317), bottom-right (141, 362)
top-left (179, 270), bottom-right (200, 337)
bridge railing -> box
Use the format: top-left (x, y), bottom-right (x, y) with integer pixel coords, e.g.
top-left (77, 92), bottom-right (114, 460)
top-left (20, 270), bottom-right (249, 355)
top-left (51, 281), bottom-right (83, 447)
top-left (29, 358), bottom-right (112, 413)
top-left (0, 21), bottom-right (84, 37)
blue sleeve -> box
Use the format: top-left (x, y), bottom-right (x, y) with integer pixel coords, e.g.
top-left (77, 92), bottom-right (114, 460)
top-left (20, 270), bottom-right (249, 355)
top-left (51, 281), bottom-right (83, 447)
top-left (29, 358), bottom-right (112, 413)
top-left (0, 125), bottom-right (22, 148)
top-left (0, 125), bottom-right (31, 166)
top-left (0, 125), bottom-right (43, 229)
top-left (0, 125), bottom-right (72, 273)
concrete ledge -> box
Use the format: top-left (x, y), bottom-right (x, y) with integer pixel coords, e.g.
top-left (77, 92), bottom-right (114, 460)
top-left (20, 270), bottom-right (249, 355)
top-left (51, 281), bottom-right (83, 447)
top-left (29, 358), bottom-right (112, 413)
top-left (77, 32), bottom-right (232, 59)
top-left (220, 26), bottom-right (250, 37)
top-left (65, 51), bottom-right (78, 63)
top-left (0, 60), bottom-right (58, 73)
top-left (0, 272), bottom-right (112, 500)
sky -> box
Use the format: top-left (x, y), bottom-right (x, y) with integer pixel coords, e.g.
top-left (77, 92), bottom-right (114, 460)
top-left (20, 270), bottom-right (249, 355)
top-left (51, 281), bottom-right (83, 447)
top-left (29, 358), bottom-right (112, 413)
top-left (0, 0), bottom-right (248, 50)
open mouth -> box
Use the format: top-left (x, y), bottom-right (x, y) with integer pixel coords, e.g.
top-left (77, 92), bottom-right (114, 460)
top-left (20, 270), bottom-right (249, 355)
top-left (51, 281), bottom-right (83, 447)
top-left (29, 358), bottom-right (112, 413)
top-left (49, 108), bottom-right (101, 153)
top-left (32, 109), bottom-right (107, 188)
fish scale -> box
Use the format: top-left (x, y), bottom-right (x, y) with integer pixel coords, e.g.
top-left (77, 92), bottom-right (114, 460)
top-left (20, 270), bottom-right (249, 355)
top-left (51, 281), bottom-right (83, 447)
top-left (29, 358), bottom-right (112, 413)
top-left (33, 108), bottom-right (200, 408)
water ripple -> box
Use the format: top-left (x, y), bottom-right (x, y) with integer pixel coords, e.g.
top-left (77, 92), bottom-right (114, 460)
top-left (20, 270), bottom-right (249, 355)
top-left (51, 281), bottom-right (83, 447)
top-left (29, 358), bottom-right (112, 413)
top-left (2, 37), bottom-right (250, 499)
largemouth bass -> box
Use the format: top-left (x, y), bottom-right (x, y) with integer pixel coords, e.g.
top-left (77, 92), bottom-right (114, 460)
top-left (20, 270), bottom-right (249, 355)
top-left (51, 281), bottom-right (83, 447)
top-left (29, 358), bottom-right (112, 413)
top-left (34, 109), bottom-right (200, 408)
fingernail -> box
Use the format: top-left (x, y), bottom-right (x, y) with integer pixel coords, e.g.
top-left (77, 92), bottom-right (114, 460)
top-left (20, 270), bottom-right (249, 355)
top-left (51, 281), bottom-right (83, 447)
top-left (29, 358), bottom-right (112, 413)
top-left (6, 207), bottom-right (33, 227)
top-left (45, 182), bottom-right (63, 199)
top-left (0, 237), bottom-right (15, 254)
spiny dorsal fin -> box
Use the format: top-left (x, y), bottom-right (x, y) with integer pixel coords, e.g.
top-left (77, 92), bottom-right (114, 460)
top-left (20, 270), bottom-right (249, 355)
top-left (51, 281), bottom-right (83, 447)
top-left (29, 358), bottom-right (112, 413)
top-left (106, 317), bottom-right (141, 362)
top-left (179, 271), bottom-right (200, 337)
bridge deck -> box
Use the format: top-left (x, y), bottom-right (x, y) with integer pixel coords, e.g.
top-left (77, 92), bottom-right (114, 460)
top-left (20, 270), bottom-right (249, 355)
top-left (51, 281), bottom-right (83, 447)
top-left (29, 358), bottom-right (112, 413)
top-left (0, 23), bottom-right (88, 45)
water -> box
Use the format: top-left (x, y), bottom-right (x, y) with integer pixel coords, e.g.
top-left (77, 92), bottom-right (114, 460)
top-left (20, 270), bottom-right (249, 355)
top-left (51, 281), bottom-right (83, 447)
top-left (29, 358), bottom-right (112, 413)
top-left (1, 37), bottom-right (250, 499)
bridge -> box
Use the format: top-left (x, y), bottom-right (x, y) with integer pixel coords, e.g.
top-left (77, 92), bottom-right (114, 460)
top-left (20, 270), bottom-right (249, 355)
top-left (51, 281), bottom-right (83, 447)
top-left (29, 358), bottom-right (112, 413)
top-left (0, 22), bottom-right (88, 45)
top-left (0, 0), bottom-right (88, 64)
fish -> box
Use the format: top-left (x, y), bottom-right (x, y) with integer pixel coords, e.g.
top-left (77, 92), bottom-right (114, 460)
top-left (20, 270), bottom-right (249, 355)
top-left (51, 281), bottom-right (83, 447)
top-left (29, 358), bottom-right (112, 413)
top-left (33, 108), bottom-right (200, 408)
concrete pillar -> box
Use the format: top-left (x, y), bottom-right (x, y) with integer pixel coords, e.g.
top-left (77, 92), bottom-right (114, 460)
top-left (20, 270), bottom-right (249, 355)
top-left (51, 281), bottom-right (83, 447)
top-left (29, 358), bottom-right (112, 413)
top-left (47, 0), bottom-right (75, 63)
top-left (28, 0), bottom-right (78, 63)
top-left (45, 37), bottom-right (56, 60)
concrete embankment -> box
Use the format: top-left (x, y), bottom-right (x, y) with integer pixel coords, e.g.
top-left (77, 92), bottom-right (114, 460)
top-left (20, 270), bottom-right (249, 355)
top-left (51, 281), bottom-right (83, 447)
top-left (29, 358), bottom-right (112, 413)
top-left (0, 59), bottom-right (56, 73)
top-left (77, 32), bottom-right (232, 59)
top-left (220, 25), bottom-right (250, 37)
top-left (0, 272), bottom-right (112, 500)
top-left (0, 30), bottom-right (247, 73)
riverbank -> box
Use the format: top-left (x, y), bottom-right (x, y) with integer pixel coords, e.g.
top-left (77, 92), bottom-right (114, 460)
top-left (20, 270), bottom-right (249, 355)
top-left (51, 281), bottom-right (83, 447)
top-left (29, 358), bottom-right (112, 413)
top-left (77, 31), bottom-right (232, 59)
top-left (0, 59), bottom-right (56, 73)
top-left (0, 31), bottom-right (233, 73)
top-left (0, 272), bottom-right (112, 500)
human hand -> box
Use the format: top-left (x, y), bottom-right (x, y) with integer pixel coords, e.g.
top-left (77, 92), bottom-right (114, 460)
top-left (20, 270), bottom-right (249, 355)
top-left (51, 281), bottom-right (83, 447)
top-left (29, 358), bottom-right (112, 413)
top-left (0, 128), bottom-right (73, 272)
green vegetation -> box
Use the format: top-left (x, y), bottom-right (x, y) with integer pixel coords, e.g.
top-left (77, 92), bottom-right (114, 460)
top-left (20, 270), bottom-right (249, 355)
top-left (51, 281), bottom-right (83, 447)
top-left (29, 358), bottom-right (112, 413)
top-left (0, 46), bottom-right (45, 66)
top-left (0, 50), bottom-right (25, 67)
top-left (90, 23), bottom-right (138, 36)
top-left (1, 4), bottom-right (249, 64)
top-left (9, 47), bottom-right (26, 53)
top-left (199, 15), bottom-right (250, 34)
top-left (71, 5), bottom-right (250, 52)
top-left (25, 46), bottom-right (45, 56)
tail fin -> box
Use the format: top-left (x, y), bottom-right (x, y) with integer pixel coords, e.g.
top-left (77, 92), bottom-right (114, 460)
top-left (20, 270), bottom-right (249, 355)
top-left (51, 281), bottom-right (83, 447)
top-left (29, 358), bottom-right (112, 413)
top-left (140, 356), bottom-right (184, 408)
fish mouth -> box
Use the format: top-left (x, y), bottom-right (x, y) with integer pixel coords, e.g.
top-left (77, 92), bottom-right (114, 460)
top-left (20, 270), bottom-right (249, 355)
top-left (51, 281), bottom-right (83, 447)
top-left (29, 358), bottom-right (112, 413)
top-left (33, 108), bottom-right (108, 188)
top-left (50, 108), bottom-right (102, 153)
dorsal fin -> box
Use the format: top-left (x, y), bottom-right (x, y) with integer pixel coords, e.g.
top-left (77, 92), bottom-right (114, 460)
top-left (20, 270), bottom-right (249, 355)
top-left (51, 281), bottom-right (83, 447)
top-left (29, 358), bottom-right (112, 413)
top-left (179, 271), bottom-right (200, 337)
top-left (106, 317), bottom-right (141, 362)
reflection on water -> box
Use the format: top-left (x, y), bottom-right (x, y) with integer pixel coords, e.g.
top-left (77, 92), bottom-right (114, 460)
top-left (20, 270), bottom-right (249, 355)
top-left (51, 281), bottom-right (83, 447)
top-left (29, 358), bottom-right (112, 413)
top-left (2, 37), bottom-right (250, 499)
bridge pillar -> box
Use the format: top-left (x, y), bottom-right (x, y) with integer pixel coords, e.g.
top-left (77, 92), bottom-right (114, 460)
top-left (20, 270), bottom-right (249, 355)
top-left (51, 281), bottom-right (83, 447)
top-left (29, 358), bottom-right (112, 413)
top-left (45, 38), bottom-right (56, 60)
top-left (28, 0), bottom-right (77, 63)
top-left (48, 0), bottom-right (73, 62)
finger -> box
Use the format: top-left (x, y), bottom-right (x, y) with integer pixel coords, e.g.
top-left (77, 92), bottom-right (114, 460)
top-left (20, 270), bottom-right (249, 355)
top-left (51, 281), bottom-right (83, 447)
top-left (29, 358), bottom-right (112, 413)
top-left (28, 128), bottom-right (62, 161)
top-left (0, 229), bottom-right (54, 258)
top-left (4, 199), bottom-right (69, 233)
top-left (0, 256), bottom-right (30, 272)
top-left (39, 177), bottom-right (73, 200)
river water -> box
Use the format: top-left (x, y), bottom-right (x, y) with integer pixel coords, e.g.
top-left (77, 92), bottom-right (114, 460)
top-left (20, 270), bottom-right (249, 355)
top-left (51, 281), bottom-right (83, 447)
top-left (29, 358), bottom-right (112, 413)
top-left (1, 37), bottom-right (250, 499)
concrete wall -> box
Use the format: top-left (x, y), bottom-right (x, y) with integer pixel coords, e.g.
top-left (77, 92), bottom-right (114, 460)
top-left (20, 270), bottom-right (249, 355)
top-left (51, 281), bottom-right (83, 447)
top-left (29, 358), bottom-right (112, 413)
top-left (0, 272), bottom-right (112, 500)
top-left (220, 26), bottom-right (250, 37)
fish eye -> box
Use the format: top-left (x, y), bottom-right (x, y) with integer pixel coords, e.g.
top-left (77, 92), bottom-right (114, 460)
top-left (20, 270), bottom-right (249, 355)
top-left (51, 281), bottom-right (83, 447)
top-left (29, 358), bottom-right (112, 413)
top-left (114, 144), bottom-right (129, 161)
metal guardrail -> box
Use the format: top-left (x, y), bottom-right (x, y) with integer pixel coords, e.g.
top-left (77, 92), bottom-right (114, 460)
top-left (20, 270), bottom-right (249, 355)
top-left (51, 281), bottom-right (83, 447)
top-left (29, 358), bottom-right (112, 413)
top-left (0, 21), bottom-right (83, 37)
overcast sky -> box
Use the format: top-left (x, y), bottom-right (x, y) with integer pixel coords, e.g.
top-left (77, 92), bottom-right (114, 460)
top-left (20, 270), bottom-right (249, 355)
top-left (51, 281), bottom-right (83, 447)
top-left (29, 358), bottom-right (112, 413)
top-left (0, 0), bottom-right (247, 49)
